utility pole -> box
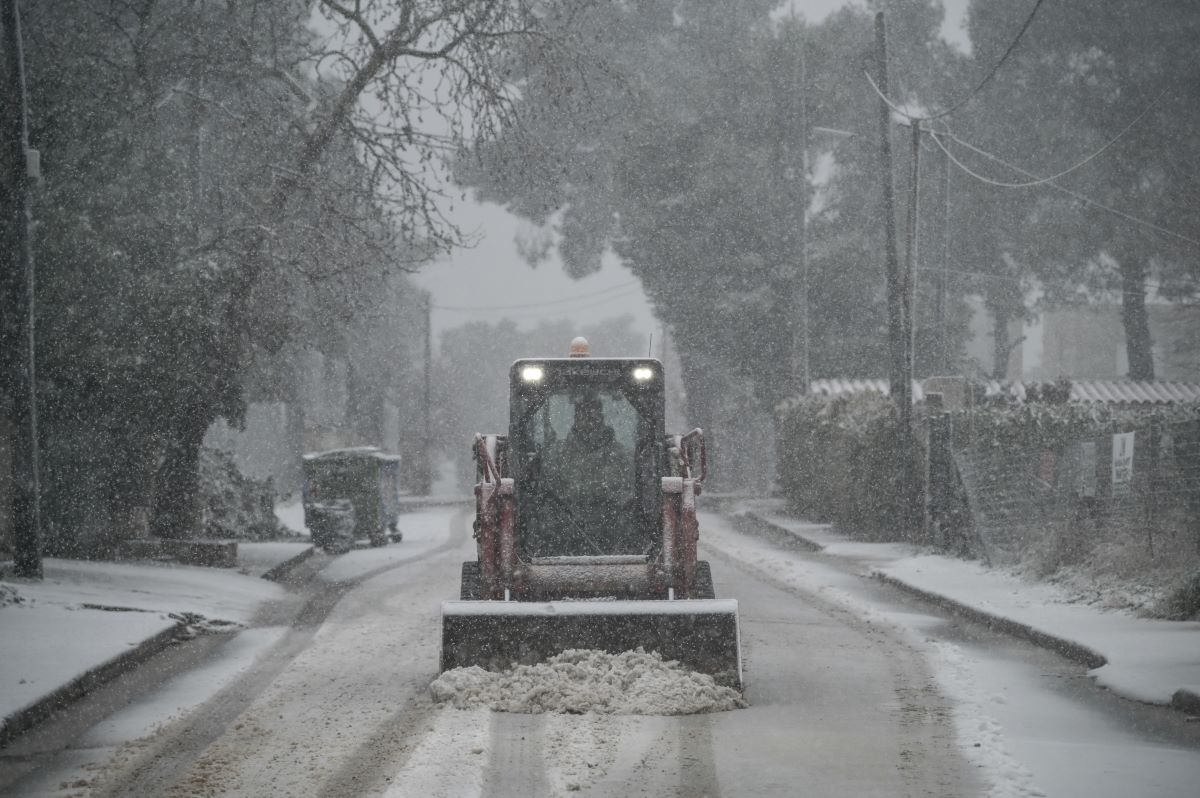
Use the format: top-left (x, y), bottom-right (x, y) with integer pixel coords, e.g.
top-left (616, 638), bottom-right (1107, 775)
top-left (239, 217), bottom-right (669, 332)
top-left (901, 120), bottom-right (923, 538)
top-left (795, 30), bottom-right (811, 397)
top-left (902, 120), bottom-right (921, 416)
top-left (874, 12), bottom-right (921, 538)
top-left (873, 13), bottom-right (904, 407)
top-left (936, 136), bottom-right (951, 374)
top-left (1, 0), bottom-right (42, 577)
top-left (416, 293), bottom-right (433, 495)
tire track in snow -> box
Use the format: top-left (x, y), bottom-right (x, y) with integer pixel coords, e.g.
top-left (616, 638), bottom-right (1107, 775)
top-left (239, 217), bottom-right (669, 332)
top-left (484, 712), bottom-right (551, 796)
top-left (676, 713), bottom-right (721, 797)
top-left (83, 508), bottom-right (470, 797)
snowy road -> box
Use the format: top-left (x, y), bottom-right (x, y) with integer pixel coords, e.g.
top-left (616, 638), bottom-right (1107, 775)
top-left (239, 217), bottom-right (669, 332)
top-left (6, 505), bottom-right (1199, 797)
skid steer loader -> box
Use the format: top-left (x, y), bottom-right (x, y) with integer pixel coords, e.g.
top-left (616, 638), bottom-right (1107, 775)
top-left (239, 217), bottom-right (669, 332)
top-left (440, 338), bottom-right (742, 687)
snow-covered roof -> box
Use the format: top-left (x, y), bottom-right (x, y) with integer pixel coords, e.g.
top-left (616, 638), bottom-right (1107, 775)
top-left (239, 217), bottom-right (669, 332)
top-left (808, 378), bottom-right (925, 403)
top-left (1067, 380), bottom-right (1200, 404)
top-left (992, 380), bottom-right (1200, 405)
top-left (302, 446), bottom-right (402, 461)
top-left (809, 378), bottom-right (1200, 405)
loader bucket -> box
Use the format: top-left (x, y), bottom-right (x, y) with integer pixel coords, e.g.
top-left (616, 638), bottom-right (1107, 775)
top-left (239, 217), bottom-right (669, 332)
top-left (440, 599), bottom-right (742, 688)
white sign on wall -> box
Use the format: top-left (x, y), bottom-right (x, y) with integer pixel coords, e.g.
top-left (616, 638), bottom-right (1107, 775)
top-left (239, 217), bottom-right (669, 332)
top-left (1111, 431), bottom-right (1135, 486)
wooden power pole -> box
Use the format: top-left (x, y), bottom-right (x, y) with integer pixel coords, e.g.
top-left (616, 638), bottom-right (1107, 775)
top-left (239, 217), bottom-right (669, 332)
top-left (873, 12), bottom-right (904, 407)
top-left (416, 293), bottom-right (433, 495)
top-left (874, 12), bottom-right (923, 538)
top-left (1, 0), bottom-right (42, 577)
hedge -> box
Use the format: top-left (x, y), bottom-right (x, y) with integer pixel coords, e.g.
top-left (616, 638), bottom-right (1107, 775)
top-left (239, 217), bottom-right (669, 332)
top-left (776, 393), bottom-right (922, 539)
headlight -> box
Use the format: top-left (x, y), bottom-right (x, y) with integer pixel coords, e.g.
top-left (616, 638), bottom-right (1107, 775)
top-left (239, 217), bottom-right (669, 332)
top-left (632, 366), bottom-right (654, 381)
top-left (521, 365), bottom-right (544, 382)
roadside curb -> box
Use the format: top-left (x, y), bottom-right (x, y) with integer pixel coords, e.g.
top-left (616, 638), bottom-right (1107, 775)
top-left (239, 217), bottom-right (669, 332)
top-left (728, 510), bottom-right (826, 553)
top-left (731, 508), bottom-right (1200, 715)
top-left (0, 620), bottom-right (187, 749)
top-left (870, 570), bottom-right (1108, 670)
top-left (260, 545), bottom-right (317, 583)
top-left (728, 508), bottom-right (1110, 671)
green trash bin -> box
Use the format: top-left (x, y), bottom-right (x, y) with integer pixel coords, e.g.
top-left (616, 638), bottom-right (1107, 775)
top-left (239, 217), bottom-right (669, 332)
top-left (302, 447), bottom-right (402, 549)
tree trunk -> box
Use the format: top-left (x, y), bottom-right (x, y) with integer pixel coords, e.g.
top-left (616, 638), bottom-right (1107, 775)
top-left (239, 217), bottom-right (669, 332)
top-left (285, 399), bottom-right (305, 495)
top-left (150, 415), bottom-right (207, 539)
top-left (1120, 256), bottom-right (1155, 381)
top-left (101, 435), bottom-right (154, 556)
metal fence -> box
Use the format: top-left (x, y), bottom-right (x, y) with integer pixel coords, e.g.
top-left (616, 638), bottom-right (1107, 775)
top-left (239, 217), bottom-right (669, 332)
top-left (928, 415), bottom-right (1200, 568)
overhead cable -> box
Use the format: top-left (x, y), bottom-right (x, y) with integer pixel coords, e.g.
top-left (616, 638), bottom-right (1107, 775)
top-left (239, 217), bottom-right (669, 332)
top-left (914, 265), bottom-right (1183, 299)
top-left (432, 279), bottom-right (641, 312)
top-left (863, 0), bottom-right (1046, 123)
top-left (925, 78), bottom-right (1170, 191)
top-left (930, 130), bottom-right (1200, 249)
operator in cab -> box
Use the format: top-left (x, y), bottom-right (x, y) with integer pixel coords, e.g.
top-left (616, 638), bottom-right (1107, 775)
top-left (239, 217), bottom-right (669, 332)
top-left (538, 392), bottom-right (633, 555)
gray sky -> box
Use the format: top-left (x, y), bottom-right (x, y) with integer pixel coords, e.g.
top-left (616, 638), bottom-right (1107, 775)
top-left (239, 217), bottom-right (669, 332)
top-left (414, 0), bottom-right (970, 352)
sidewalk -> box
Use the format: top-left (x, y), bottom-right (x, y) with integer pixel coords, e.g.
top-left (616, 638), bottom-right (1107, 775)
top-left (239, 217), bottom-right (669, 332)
top-left (728, 501), bottom-right (1200, 715)
top-left (0, 542), bottom-right (311, 746)
top-left (0, 501), bottom-right (464, 748)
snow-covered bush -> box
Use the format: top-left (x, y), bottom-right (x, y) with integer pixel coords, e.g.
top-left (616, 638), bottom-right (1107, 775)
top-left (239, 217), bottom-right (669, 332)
top-left (952, 400), bottom-right (1200, 451)
top-left (1156, 570), bottom-right (1200, 621)
top-left (198, 447), bottom-right (285, 541)
top-left (776, 393), bottom-right (923, 540)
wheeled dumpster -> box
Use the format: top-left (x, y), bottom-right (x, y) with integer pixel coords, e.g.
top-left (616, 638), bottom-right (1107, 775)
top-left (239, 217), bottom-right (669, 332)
top-left (302, 447), bottom-right (402, 550)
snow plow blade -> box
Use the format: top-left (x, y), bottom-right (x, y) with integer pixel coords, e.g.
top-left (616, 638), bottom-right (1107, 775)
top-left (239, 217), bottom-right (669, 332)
top-left (440, 599), bottom-right (742, 688)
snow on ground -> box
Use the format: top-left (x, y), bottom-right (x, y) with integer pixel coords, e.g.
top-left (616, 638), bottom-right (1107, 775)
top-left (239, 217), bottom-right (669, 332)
top-left (0, 602), bottom-right (176, 723)
top-left (740, 506), bottom-right (1200, 707)
top-left (80, 626), bottom-right (290, 746)
top-left (319, 507), bottom-right (458, 582)
top-left (701, 510), bottom-right (1200, 798)
top-left (6, 558), bottom-right (285, 625)
top-left (381, 707), bottom-right (491, 798)
top-left (430, 649), bottom-right (746, 715)
top-left (273, 498), bottom-right (309, 536)
top-left (699, 513), bottom-right (1058, 798)
top-left (236, 541), bottom-right (312, 578)
top-left (936, 640), bottom-right (1200, 798)
top-left (0, 558), bottom-right (286, 723)
top-left (879, 554), bottom-right (1200, 705)
top-left (922, 641), bottom-right (1045, 798)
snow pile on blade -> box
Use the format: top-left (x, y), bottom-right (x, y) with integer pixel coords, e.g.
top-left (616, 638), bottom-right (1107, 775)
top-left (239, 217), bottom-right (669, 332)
top-left (429, 648), bottom-right (745, 715)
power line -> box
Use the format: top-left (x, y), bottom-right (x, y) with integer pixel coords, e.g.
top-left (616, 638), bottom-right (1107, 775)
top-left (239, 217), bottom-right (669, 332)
top-left (431, 280), bottom-right (641, 312)
top-left (479, 289), bottom-right (650, 320)
top-left (915, 265), bottom-right (1191, 300)
top-left (927, 77), bottom-right (1169, 189)
top-left (931, 129), bottom-right (1200, 249)
top-left (863, 0), bottom-right (1046, 123)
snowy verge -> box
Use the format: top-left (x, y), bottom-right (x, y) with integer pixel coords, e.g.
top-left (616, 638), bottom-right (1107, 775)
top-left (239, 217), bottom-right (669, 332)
top-left (430, 649), bottom-right (746, 715)
top-left (0, 558), bottom-right (286, 732)
top-left (725, 506), bottom-right (1200, 709)
top-left (0, 606), bottom-right (179, 732)
top-left (876, 555), bottom-right (1200, 705)
top-left (698, 512), bottom-right (1048, 797)
top-left (4, 558), bottom-right (285, 624)
top-left (237, 541), bottom-right (314, 579)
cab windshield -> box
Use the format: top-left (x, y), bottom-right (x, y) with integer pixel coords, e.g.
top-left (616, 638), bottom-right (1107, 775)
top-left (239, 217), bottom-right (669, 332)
top-left (517, 385), bottom-right (650, 557)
